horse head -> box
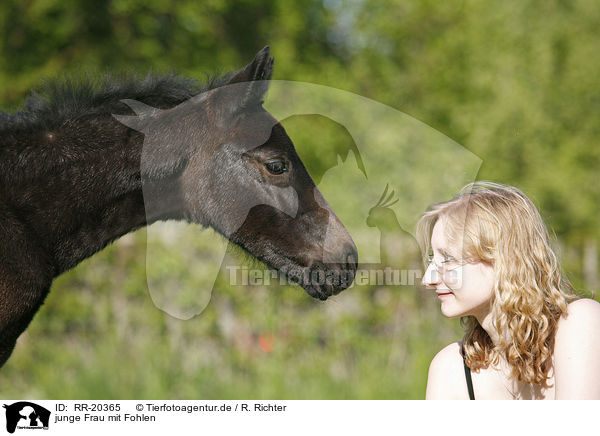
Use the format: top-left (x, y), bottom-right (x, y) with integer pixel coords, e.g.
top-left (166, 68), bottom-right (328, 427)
top-left (114, 47), bottom-right (357, 300)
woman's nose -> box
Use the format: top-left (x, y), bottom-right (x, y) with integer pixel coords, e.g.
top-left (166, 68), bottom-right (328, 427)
top-left (422, 263), bottom-right (441, 287)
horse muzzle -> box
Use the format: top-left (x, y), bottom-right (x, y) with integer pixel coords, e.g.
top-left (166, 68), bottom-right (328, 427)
top-left (287, 243), bottom-right (358, 300)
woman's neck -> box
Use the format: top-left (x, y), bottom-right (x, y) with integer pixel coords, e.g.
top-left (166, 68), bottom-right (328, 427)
top-left (476, 310), bottom-right (501, 346)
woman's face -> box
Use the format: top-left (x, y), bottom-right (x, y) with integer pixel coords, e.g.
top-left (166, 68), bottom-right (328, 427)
top-left (422, 217), bottom-right (495, 321)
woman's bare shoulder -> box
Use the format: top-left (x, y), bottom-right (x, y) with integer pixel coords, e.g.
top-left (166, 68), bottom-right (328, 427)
top-left (567, 297), bottom-right (600, 315)
top-left (557, 298), bottom-right (600, 334)
top-left (554, 298), bottom-right (600, 399)
top-left (426, 342), bottom-right (470, 400)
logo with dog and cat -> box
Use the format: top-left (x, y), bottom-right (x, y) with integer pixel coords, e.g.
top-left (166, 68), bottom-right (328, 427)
top-left (2, 402), bottom-right (50, 433)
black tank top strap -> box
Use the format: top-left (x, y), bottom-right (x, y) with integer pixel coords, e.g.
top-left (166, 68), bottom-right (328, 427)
top-left (461, 342), bottom-right (475, 400)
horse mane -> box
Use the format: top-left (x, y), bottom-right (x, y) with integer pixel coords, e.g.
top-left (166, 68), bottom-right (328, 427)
top-left (0, 70), bottom-right (234, 131)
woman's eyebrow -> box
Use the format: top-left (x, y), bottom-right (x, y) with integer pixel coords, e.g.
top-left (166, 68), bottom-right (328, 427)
top-left (437, 248), bottom-right (453, 258)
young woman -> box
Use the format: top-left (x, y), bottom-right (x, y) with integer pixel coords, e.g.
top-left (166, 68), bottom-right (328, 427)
top-left (417, 181), bottom-right (600, 399)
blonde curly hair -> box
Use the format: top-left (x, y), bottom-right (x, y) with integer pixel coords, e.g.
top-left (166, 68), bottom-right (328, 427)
top-left (417, 181), bottom-right (576, 386)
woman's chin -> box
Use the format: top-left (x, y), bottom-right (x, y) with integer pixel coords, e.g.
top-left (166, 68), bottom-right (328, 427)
top-left (440, 301), bottom-right (464, 319)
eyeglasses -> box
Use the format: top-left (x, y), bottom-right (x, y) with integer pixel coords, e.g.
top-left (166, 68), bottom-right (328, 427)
top-left (423, 254), bottom-right (472, 275)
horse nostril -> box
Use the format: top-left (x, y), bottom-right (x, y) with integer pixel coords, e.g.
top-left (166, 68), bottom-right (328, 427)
top-left (345, 245), bottom-right (358, 271)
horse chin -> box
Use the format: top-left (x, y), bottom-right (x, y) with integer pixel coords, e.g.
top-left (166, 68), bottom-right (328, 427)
top-left (304, 285), bottom-right (330, 301)
top-left (278, 261), bottom-right (356, 301)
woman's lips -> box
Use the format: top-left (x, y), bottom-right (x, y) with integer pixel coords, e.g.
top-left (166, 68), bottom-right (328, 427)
top-left (436, 291), bottom-right (453, 299)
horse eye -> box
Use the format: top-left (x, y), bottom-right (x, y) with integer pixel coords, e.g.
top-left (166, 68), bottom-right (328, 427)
top-left (264, 160), bottom-right (287, 175)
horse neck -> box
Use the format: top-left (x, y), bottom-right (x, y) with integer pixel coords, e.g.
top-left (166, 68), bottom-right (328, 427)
top-left (1, 115), bottom-right (184, 276)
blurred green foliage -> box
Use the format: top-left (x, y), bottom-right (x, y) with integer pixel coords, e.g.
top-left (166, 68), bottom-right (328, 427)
top-left (0, 0), bottom-right (598, 399)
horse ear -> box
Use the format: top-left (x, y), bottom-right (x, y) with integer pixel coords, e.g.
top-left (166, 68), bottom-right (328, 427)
top-left (113, 100), bottom-right (188, 179)
top-left (225, 46), bottom-right (274, 110)
top-left (228, 46), bottom-right (274, 83)
top-left (120, 99), bottom-right (159, 117)
top-left (112, 99), bottom-right (162, 131)
top-left (112, 113), bottom-right (142, 131)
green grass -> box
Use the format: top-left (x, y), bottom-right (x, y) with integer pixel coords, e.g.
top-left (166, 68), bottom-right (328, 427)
top-left (0, 231), bottom-right (463, 399)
